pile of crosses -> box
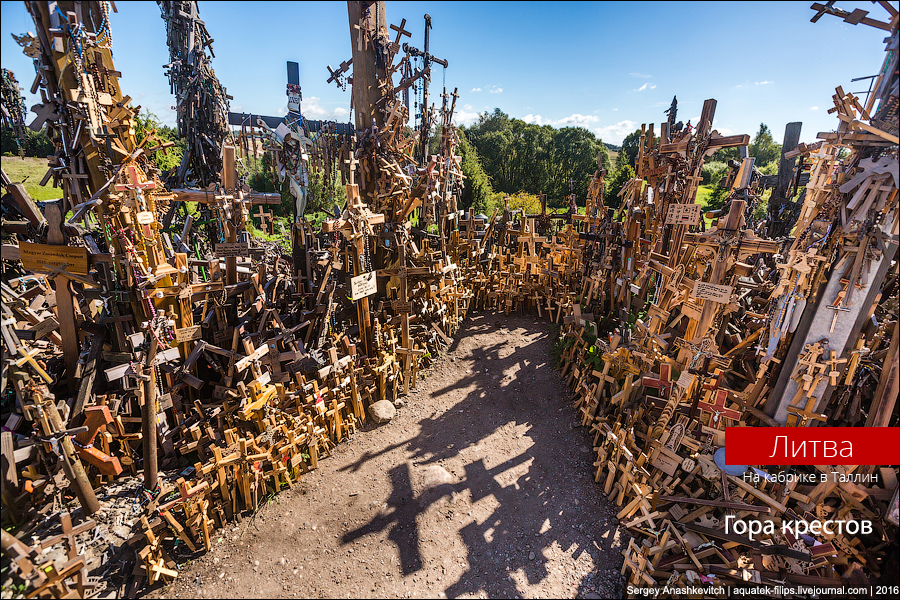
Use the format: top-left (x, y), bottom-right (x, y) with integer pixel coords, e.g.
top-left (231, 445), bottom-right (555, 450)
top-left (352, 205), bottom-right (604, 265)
top-left (544, 7), bottom-right (899, 593)
top-left (0, 1), bottom-right (897, 598)
top-left (0, 2), bottom-right (478, 596)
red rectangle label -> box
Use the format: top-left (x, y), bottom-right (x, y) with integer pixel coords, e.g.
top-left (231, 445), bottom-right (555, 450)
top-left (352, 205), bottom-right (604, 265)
top-left (725, 427), bottom-right (900, 465)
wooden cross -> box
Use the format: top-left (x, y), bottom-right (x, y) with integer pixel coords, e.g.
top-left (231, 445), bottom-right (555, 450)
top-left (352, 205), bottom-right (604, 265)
top-left (114, 164), bottom-right (157, 193)
top-left (253, 205), bottom-right (273, 234)
top-left (786, 394), bottom-right (827, 427)
top-left (11, 341), bottom-right (54, 384)
top-left (676, 336), bottom-right (731, 374)
top-left (642, 363), bottom-right (673, 399)
top-left (390, 18), bottom-right (411, 46)
top-left (697, 389), bottom-right (742, 429)
top-left (353, 16), bottom-right (370, 52)
top-left (822, 350), bottom-right (848, 386)
top-left (344, 152), bottom-right (359, 187)
top-left (326, 65), bottom-right (341, 85)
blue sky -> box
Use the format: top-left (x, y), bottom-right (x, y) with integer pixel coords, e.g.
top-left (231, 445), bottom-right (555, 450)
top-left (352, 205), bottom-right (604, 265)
top-left (1, 1), bottom-right (891, 145)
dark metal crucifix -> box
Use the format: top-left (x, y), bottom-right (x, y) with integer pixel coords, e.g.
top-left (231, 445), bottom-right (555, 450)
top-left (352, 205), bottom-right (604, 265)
top-left (402, 14), bottom-right (448, 164)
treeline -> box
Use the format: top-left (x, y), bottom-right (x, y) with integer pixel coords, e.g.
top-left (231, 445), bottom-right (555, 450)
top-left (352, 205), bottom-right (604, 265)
top-left (1, 127), bottom-right (54, 157)
top-left (456, 113), bottom-right (786, 216)
top-left (459, 109), bottom-right (615, 213)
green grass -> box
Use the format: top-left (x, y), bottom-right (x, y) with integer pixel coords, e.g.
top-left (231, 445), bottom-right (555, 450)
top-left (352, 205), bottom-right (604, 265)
top-left (1, 156), bottom-right (62, 201)
top-left (695, 184), bottom-right (712, 208)
top-left (695, 185), bottom-right (716, 227)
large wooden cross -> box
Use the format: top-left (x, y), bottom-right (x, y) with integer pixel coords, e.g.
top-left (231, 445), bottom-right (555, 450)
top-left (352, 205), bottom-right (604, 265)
top-left (658, 99), bottom-right (749, 266)
top-left (321, 184), bottom-right (384, 356)
top-left (688, 199), bottom-right (777, 342)
top-left (375, 234), bottom-right (429, 390)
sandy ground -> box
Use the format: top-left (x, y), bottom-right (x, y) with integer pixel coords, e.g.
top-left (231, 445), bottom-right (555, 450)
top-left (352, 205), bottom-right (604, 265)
top-left (147, 311), bottom-right (627, 599)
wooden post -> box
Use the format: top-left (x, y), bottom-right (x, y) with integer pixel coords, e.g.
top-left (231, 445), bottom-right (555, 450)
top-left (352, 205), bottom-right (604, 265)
top-left (45, 203), bottom-right (79, 394)
top-left (34, 388), bottom-right (100, 515)
top-left (352, 229), bottom-right (372, 358)
top-left (768, 122), bottom-right (803, 238)
top-left (348, 0), bottom-right (386, 205)
top-left (142, 337), bottom-right (159, 490)
top-left (222, 146), bottom-right (238, 285)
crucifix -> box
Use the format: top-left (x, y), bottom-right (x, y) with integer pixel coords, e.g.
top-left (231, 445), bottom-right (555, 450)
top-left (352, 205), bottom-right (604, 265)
top-left (402, 13), bottom-right (448, 164)
top-left (697, 389), bottom-right (743, 430)
top-left (322, 184), bottom-right (385, 356)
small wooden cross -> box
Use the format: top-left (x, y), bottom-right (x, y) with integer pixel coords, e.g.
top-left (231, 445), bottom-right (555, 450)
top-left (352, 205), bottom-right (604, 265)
top-left (253, 205), bottom-right (273, 235)
top-left (697, 389), bottom-right (742, 429)
top-left (353, 17), bottom-right (370, 52)
top-left (344, 153), bottom-right (359, 187)
top-left (786, 393), bottom-right (828, 427)
top-left (642, 363), bottom-right (673, 399)
top-left (390, 18), bottom-right (411, 45)
top-left (822, 350), bottom-right (848, 386)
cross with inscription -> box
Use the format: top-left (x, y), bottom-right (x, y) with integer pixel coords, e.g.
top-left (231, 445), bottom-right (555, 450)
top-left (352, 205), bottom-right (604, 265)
top-left (689, 199), bottom-right (777, 343)
top-left (321, 184), bottom-right (385, 356)
top-left (658, 99), bottom-right (750, 266)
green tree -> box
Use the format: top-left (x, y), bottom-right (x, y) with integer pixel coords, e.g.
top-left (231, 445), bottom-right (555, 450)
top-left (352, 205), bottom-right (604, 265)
top-left (133, 111), bottom-right (185, 172)
top-left (748, 123), bottom-right (781, 169)
top-left (701, 161), bottom-right (728, 187)
top-left (604, 162), bottom-right (634, 209)
top-left (463, 110), bottom-right (611, 208)
top-left (618, 129), bottom-right (642, 169)
top-left (2, 127), bottom-right (54, 157)
top-left (705, 184), bottom-right (730, 211)
top-left (457, 130), bottom-right (493, 213)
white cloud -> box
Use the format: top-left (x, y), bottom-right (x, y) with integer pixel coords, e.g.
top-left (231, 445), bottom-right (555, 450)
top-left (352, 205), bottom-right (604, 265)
top-left (635, 83), bottom-right (657, 92)
top-left (556, 114), bottom-right (599, 127)
top-left (593, 120), bottom-right (638, 145)
top-left (523, 113), bottom-right (599, 128)
top-left (755, 81), bottom-right (774, 85)
top-left (612, 108), bottom-right (618, 111)
top-left (300, 96), bottom-right (349, 120)
top-left (630, 72), bottom-right (652, 78)
top-left (454, 110), bottom-right (481, 126)
top-left (488, 87), bottom-right (503, 94)
top-left (276, 107), bottom-right (285, 116)
top-left (810, 106), bottom-right (819, 110)
top-left (471, 87), bottom-right (482, 92)
top-left (463, 104), bottom-right (473, 110)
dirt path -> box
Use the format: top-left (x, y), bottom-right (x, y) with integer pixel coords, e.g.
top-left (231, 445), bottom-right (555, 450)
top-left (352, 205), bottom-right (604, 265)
top-left (153, 312), bottom-right (626, 599)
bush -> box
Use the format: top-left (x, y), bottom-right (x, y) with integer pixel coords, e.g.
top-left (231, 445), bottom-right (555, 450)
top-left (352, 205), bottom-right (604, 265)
top-left (1, 127), bottom-right (54, 157)
top-left (604, 163), bottom-right (635, 209)
top-left (507, 191), bottom-right (541, 214)
top-left (706, 185), bottom-right (730, 211)
top-left (758, 161), bottom-right (778, 176)
top-left (701, 161), bottom-right (728, 186)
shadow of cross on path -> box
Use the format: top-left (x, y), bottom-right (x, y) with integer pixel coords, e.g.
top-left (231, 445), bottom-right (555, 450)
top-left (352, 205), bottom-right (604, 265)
top-left (338, 313), bottom-right (625, 598)
top-left (342, 461), bottom-right (424, 574)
